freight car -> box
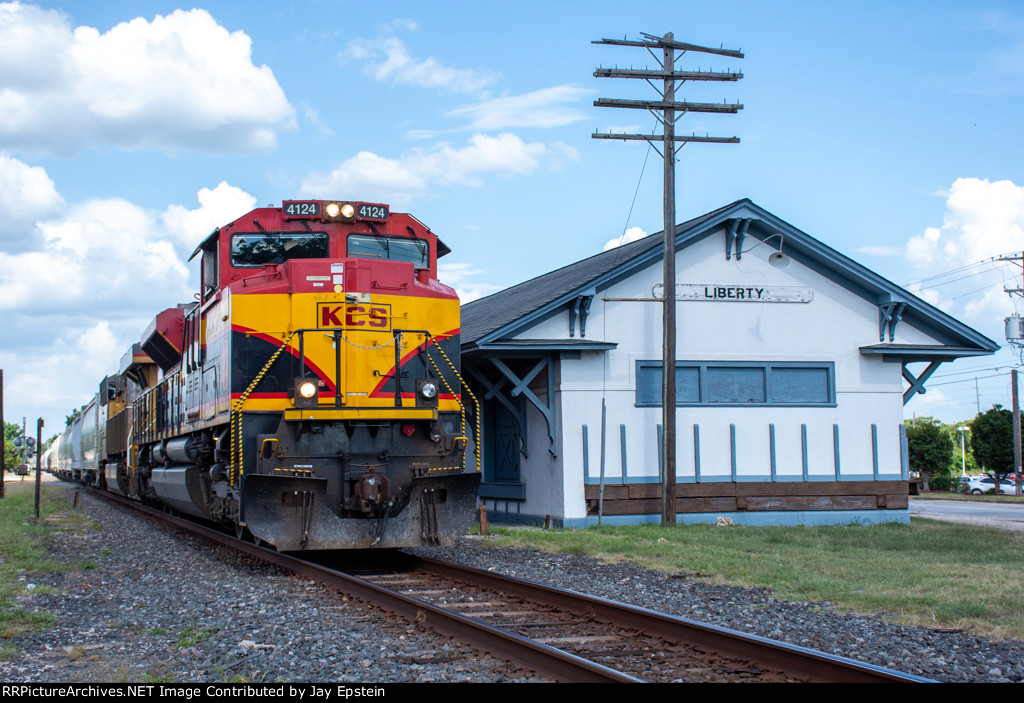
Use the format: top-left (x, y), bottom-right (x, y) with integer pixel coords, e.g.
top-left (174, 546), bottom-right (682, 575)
top-left (51, 199), bottom-right (480, 550)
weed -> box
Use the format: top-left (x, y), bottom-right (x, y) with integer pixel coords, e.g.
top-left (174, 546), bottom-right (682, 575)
top-left (176, 625), bottom-right (216, 647)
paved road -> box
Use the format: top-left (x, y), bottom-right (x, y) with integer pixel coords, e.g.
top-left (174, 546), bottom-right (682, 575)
top-left (910, 497), bottom-right (1024, 531)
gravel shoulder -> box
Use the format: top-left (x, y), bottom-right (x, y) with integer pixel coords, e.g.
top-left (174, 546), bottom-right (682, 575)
top-left (3, 482), bottom-right (1023, 683)
top-left (0, 484), bottom-right (540, 683)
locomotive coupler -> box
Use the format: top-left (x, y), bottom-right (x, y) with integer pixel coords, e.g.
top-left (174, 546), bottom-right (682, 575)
top-left (353, 469), bottom-right (391, 516)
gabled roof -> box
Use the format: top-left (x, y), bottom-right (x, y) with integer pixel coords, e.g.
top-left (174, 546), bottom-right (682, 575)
top-left (462, 199), bottom-right (999, 356)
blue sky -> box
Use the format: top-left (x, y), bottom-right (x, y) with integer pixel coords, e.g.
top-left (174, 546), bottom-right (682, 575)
top-left (2, 0), bottom-right (1023, 434)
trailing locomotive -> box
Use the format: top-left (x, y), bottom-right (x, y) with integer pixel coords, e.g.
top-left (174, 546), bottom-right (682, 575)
top-left (51, 200), bottom-right (480, 550)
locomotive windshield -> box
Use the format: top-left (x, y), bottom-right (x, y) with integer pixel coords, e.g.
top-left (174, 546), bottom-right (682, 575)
top-left (348, 234), bottom-right (428, 269)
top-left (231, 232), bottom-right (330, 267)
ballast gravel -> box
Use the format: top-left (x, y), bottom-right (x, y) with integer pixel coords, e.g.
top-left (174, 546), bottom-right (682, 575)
top-left (2, 482), bottom-right (1023, 683)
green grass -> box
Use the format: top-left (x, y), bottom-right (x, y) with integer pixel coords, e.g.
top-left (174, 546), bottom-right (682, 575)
top-left (0, 482), bottom-right (93, 638)
top-left (176, 625), bottom-right (216, 648)
top-left (483, 519), bottom-right (1024, 640)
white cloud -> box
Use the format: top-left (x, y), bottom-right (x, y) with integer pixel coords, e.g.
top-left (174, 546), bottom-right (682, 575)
top-left (446, 85), bottom-right (596, 131)
top-left (906, 178), bottom-right (1024, 269)
top-left (0, 3), bottom-right (294, 155)
top-left (0, 197), bottom-right (191, 315)
top-left (4, 320), bottom-right (119, 405)
top-left (438, 262), bottom-right (501, 303)
top-left (345, 36), bottom-right (498, 93)
top-left (300, 133), bottom-right (577, 207)
top-left (903, 177), bottom-right (1024, 338)
top-left (603, 226), bottom-right (649, 251)
top-left (162, 182), bottom-right (258, 250)
top-left (963, 285), bottom-right (1015, 323)
top-left (0, 151), bottom-right (62, 248)
top-left (0, 175), bottom-right (257, 318)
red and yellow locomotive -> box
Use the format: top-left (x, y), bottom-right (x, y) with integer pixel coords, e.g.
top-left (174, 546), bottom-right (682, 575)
top-left (97, 199), bottom-right (479, 549)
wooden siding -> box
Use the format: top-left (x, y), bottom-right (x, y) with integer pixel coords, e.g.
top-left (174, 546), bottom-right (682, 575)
top-left (584, 481), bottom-right (908, 515)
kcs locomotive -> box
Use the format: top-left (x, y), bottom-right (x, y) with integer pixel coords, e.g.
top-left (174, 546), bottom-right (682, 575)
top-left (48, 200), bottom-right (480, 550)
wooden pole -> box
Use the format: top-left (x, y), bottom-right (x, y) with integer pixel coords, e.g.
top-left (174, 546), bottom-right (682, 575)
top-left (660, 33), bottom-right (677, 527)
top-left (1013, 370), bottom-right (1021, 495)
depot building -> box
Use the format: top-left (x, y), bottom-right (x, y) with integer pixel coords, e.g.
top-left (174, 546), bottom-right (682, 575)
top-left (461, 199), bottom-right (998, 526)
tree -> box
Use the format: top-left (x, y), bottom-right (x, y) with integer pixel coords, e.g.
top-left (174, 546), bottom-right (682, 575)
top-left (950, 421), bottom-right (978, 476)
top-left (970, 405), bottom-right (1019, 484)
top-left (904, 418), bottom-right (954, 491)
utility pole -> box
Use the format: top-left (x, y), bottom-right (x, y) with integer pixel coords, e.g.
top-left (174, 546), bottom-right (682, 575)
top-left (1013, 370), bottom-right (1021, 495)
top-left (998, 252), bottom-right (1024, 495)
top-left (593, 32), bottom-right (743, 526)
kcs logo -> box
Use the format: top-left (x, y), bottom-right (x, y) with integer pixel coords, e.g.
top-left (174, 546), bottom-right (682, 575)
top-left (317, 303), bottom-right (391, 330)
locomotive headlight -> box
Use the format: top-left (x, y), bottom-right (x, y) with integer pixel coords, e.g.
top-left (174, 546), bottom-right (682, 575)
top-left (416, 379), bottom-right (439, 408)
top-left (324, 201), bottom-right (356, 222)
top-left (294, 378), bottom-right (319, 408)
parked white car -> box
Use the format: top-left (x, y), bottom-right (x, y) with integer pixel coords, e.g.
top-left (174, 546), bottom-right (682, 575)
top-left (965, 475), bottom-right (1017, 495)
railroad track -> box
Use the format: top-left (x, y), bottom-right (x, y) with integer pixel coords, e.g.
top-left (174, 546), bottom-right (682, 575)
top-left (83, 487), bottom-right (931, 683)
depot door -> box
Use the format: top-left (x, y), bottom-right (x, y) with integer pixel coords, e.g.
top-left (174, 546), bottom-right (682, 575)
top-left (485, 401), bottom-right (521, 485)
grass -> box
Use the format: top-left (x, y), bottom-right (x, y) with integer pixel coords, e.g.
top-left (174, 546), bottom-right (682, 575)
top-left (483, 518), bottom-right (1024, 640)
top-left (176, 625), bottom-right (216, 648)
top-left (0, 480), bottom-right (92, 638)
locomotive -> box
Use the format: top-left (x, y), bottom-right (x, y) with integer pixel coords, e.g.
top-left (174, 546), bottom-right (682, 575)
top-left (48, 200), bottom-right (480, 550)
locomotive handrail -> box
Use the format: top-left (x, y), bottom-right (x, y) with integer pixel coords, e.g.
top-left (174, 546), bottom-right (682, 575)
top-left (229, 330), bottom-right (297, 486)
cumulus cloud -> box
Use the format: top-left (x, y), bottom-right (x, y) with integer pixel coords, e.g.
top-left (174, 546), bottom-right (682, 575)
top-left (446, 85), bottom-right (596, 131)
top-left (162, 182), bottom-right (258, 250)
top-left (603, 226), bottom-right (649, 251)
top-left (0, 171), bottom-right (260, 319)
top-left (0, 197), bottom-right (191, 316)
top-left (300, 133), bottom-right (577, 207)
top-left (2, 321), bottom-right (122, 408)
top-left (0, 151), bottom-right (62, 248)
top-left (903, 177), bottom-right (1024, 334)
top-left (906, 178), bottom-right (1024, 269)
top-left (0, 3), bottom-right (294, 155)
top-left (345, 35), bottom-right (498, 94)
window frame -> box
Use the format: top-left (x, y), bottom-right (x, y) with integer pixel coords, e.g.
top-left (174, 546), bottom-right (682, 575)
top-left (634, 360), bottom-right (836, 408)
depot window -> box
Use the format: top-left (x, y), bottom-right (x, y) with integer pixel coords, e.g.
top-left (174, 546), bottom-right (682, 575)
top-left (231, 232), bottom-right (330, 267)
top-left (635, 361), bottom-right (835, 407)
top-left (347, 234), bottom-right (429, 269)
